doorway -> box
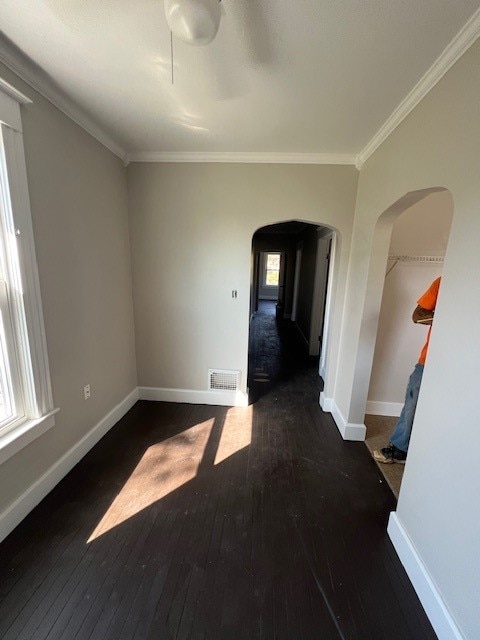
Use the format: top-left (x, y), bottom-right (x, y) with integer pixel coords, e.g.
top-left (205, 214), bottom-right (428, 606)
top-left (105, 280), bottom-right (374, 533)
top-left (248, 221), bottom-right (335, 403)
top-left (363, 190), bottom-right (453, 496)
top-left (257, 251), bottom-right (285, 313)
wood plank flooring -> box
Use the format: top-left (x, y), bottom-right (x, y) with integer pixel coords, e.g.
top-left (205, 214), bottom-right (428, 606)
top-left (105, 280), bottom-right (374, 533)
top-left (0, 302), bottom-right (437, 639)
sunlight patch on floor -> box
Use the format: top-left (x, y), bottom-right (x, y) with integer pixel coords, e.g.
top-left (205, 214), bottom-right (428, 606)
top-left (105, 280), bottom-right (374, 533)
top-left (87, 419), bottom-right (215, 542)
top-left (214, 406), bottom-right (252, 466)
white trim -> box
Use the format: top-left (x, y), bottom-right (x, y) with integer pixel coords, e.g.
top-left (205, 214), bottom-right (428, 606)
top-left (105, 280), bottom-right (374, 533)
top-left (365, 401), bottom-right (402, 417)
top-left (0, 7), bottom-right (477, 169)
top-left (139, 386), bottom-right (249, 407)
top-left (309, 234), bottom-right (329, 357)
top-left (0, 409), bottom-right (58, 465)
top-left (357, 7), bottom-right (480, 168)
top-left (0, 77), bottom-right (31, 106)
top-left (319, 391), bottom-right (333, 412)
top-left (0, 93), bottom-right (60, 466)
top-left (0, 388), bottom-right (139, 544)
top-left (387, 512), bottom-right (465, 640)
top-left (319, 393), bottom-right (366, 441)
top-left (0, 34), bottom-right (127, 162)
top-left (1, 125), bottom-right (54, 416)
top-left (0, 86), bottom-right (22, 132)
top-left (319, 233), bottom-right (335, 380)
top-left (126, 151), bottom-right (357, 165)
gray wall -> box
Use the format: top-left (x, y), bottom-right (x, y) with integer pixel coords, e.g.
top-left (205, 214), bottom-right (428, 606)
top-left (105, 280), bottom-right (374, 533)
top-left (0, 62), bottom-right (137, 515)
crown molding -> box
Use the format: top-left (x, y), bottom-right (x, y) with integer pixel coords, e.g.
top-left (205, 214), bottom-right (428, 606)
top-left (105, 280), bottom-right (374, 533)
top-left (0, 34), bottom-right (127, 162)
top-left (0, 77), bottom-right (32, 105)
top-left (356, 7), bottom-right (480, 169)
top-left (2, 5), bottom-right (479, 172)
top-left (126, 151), bottom-right (357, 165)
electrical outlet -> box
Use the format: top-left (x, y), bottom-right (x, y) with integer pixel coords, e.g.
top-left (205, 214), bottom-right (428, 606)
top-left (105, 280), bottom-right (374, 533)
top-left (84, 384), bottom-right (91, 400)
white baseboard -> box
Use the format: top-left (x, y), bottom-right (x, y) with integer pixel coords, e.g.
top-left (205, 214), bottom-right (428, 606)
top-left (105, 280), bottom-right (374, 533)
top-left (0, 388), bottom-right (139, 544)
top-left (319, 391), bottom-right (332, 412)
top-left (319, 393), bottom-right (366, 441)
top-left (388, 512), bottom-right (464, 640)
top-left (139, 386), bottom-right (249, 407)
top-left (366, 401), bottom-right (402, 417)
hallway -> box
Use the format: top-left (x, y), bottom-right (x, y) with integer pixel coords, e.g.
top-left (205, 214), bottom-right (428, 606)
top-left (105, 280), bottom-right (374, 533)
top-left (248, 300), bottom-right (321, 404)
top-left (0, 305), bottom-right (436, 639)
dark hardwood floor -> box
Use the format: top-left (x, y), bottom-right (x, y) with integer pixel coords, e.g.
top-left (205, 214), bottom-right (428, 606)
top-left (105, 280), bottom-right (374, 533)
top-left (0, 301), bottom-right (437, 639)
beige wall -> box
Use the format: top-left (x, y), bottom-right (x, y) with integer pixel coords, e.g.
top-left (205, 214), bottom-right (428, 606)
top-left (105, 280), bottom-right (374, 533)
top-left (127, 163), bottom-right (358, 394)
top-left (335, 39), bottom-right (480, 638)
top-left (388, 190), bottom-right (453, 257)
top-left (0, 63), bottom-right (137, 515)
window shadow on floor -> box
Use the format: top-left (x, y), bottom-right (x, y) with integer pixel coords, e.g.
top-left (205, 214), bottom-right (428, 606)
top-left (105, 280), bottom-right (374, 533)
top-left (0, 337), bottom-right (434, 639)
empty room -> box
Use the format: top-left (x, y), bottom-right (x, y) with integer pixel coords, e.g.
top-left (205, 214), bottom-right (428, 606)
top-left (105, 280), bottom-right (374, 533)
top-left (0, 2), bottom-right (479, 639)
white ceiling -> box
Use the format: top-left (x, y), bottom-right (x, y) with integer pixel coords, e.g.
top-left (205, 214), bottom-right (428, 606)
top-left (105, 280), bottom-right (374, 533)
top-left (0, 1), bottom-right (479, 163)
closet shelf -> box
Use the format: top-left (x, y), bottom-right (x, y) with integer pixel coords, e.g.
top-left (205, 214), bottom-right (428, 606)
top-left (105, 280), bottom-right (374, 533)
top-left (387, 255), bottom-right (444, 263)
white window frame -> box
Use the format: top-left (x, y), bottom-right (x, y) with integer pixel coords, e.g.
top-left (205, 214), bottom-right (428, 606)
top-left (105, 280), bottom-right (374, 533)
top-left (0, 278), bottom-right (25, 432)
top-left (0, 78), bottom-right (57, 465)
top-left (263, 252), bottom-right (281, 287)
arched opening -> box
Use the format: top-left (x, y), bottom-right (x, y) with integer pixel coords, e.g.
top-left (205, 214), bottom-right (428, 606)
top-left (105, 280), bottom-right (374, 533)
top-left (248, 220), bottom-right (337, 404)
top-left (362, 188), bottom-right (454, 495)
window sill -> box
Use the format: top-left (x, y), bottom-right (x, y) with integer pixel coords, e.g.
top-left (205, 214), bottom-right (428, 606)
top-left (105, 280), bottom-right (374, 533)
top-left (0, 409), bottom-right (59, 465)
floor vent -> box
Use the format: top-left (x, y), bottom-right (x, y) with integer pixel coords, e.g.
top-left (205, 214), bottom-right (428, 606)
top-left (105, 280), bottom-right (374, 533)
top-left (208, 369), bottom-right (240, 392)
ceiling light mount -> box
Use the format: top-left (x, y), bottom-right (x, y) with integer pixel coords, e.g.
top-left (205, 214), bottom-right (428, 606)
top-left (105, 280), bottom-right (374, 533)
top-left (164, 0), bottom-right (222, 46)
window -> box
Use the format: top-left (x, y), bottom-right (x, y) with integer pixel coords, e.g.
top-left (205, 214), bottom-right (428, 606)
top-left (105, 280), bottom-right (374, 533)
top-left (264, 253), bottom-right (280, 287)
top-left (0, 273), bottom-right (24, 428)
top-left (0, 78), bottom-right (56, 464)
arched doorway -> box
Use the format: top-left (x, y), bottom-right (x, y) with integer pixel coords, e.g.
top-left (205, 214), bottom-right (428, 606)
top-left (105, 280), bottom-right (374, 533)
top-left (361, 189), bottom-right (453, 495)
top-left (248, 220), bottom-right (337, 403)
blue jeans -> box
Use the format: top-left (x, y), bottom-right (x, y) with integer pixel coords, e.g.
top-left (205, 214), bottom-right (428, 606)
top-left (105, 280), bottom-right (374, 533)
top-left (390, 364), bottom-right (424, 453)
